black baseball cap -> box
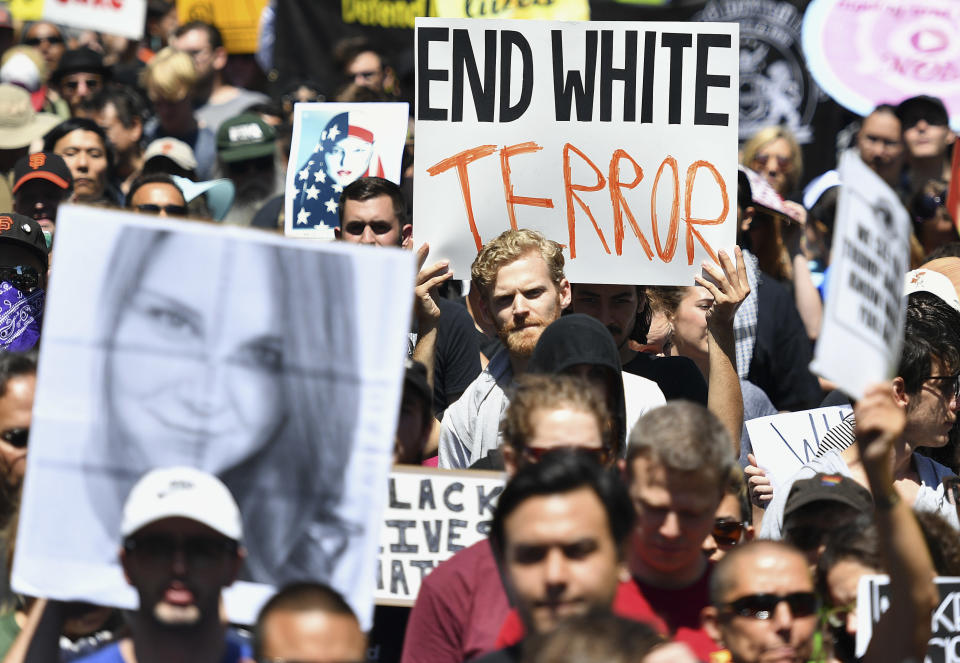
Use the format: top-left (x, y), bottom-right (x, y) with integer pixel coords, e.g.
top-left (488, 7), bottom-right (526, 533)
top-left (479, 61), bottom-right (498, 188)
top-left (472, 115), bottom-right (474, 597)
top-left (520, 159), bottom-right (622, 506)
top-left (13, 151), bottom-right (72, 193)
top-left (784, 473), bottom-right (873, 519)
top-left (896, 95), bottom-right (950, 129)
top-left (0, 212), bottom-right (49, 261)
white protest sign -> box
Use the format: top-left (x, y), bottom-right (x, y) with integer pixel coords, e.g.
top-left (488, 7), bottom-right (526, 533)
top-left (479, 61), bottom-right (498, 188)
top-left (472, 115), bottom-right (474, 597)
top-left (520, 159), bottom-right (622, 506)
top-left (44, 0), bottom-right (146, 40)
top-left (376, 466), bottom-right (505, 606)
top-left (414, 18), bottom-right (739, 285)
top-left (856, 575), bottom-right (960, 661)
top-left (746, 406), bottom-right (853, 494)
top-left (810, 151), bottom-right (910, 400)
top-left (13, 205), bottom-right (414, 629)
top-left (285, 102), bottom-right (409, 240)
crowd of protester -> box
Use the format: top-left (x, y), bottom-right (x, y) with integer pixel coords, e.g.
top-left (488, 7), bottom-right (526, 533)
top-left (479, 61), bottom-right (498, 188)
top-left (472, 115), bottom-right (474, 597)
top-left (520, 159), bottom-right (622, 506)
top-left (0, 4), bottom-right (957, 663)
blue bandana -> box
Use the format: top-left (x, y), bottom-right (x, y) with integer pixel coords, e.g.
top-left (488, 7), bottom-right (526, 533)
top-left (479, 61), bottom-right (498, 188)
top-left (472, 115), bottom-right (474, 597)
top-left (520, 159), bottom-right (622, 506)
top-left (0, 281), bottom-right (43, 352)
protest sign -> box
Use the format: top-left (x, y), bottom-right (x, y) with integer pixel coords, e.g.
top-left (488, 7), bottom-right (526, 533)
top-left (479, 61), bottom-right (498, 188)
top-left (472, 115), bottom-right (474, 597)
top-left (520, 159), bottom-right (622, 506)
top-left (9, 0), bottom-right (43, 21)
top-left (12, 205), bottom-right (414, 629)
top-left (746, 406), bottom-right (853, 494)
top-left (856, 575), bottom-right (960, 662)
top-left (44, 0), bottom-right (146, 40)
top-left (177, 0), bottom-right (269, 54)
top-left (432, 0), bottom-right (589, 19)
top-left (803, 0), bottom-right (960, 130)
top-left (285, 102), bottom-right (409, 240)
top-left (810, 151), bottom-right (910, 400)
top-left (375, 466), bottom-right (505, 606)
top-left (413, 18), bottom-right (739, 285)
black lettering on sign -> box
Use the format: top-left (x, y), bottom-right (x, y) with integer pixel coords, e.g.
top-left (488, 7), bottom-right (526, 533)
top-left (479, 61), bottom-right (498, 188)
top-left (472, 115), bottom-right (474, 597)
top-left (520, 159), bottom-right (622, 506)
top-left (552, 29), bottom-right (597, 121)
top-left (410, 560), bottom-right (435, 579)
top-left (477, 484), bottom-right (503, 516)
top-left (418, 27), bottom-right (450, 121)
top-left (419, 479), bottom-right (436, 510)
top-left (661, 33), bottom-right (692, 124)
top-left (388, 478), bottom-right (411, 509)
top-left (452, 29), bottom-right (497, 122)
top-left (600, 30), bottom-right (637, 122)
top-left (694, 33), bottom-right (731, 126)
top-left (386, 520), bottom-right (418, 553)
top-left (444, 482), bottom-right (465, 511)
top-left (499, 31), bottom-right (533, 122)
top-left (423, 519), bottom-right (443, 553)
top-left (390, 560), bottom-right (409, 595)
top-left (448, 519), bottom-right (467, 552)
top-left (641, 31), bottom-right (656, 123)
top-left (477, 520), bottom-right (493, 536)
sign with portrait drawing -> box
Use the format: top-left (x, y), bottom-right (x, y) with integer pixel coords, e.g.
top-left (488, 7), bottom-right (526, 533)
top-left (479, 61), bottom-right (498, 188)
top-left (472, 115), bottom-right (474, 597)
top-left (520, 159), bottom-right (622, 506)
top-left (284, 102), bottom-right (409, 240)
top-left (12, 205), bottom-right (414, 629)
top-left (413, 18), bottom-right (739, 285)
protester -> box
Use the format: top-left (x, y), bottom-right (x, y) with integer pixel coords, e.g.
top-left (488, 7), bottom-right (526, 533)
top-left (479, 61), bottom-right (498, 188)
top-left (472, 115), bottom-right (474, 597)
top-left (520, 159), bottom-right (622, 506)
top-left (857, 105), bottom-right (906, 191)
top-left (12, 151), bottom-right (72, 234)
top-left (216, 112), bottom-right (280, 225)
top-left (395, 358), bottom-right (433, 465)
top-left (898, 95), bottom-right (955, 199)
top-left (20, 23), bottom-right (65, 88)
top-left (0, 84), bottom-right (60, 212)
top-left (701, 467), bottom-right (753, 562)
top-left (334, 37), bottom-right (397, 97)
top-left (76, 86), bottom-right (146, 195)
top-left (0, 213), bottom-right (48, 353)
top-left (49, 48), bottom-right (108, 115)
top-left (125, 173), bottom-right (187, 217)
top-left (42, 118), bottom-right (116, 205)
top-left (140, 137), bottom-right (198, 181)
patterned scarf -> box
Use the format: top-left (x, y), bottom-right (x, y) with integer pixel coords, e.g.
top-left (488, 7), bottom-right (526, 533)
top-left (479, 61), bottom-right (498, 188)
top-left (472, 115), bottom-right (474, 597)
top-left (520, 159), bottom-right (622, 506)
top-left (0, 281), bottom-right (43, 352)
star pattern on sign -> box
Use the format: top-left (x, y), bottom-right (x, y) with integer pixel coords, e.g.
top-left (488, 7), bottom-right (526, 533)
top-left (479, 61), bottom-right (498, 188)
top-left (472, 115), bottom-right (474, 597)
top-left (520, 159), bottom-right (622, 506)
top-left (327, 125), bottom-right (340, 141)
top-left (324, 198), bottom-right (338, 213)
top-left (305, 185), bottom-right (319, 200)
top-left (320, 130), bottom-right (327, 141)
top-left (296, 207), bottom-right (311, 225)
top-left (298, 167), bottom-right (309, 181)
top-left (332, 183), bottom-right (343, 193)
top-left (313, 170), bottom-right (325, 183)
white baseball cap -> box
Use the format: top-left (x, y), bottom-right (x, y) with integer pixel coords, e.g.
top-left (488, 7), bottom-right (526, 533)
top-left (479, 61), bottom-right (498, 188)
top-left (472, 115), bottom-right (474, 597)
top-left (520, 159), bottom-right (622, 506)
top-left (121, 466), bottom-right (243, 541)
top-left (904, 268), bottom-right (960, 313)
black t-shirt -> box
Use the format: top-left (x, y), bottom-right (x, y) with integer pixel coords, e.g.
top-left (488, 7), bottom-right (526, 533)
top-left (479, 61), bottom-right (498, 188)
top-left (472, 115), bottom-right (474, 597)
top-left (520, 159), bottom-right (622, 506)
top-left (431, 298), bottom-right (482, 418)
top-left (622, 353), bottom-right (708, 405)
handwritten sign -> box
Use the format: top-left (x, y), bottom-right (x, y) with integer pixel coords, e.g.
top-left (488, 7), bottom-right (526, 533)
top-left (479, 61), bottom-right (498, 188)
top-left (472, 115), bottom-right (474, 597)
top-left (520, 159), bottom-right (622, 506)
top-left (746, 406), bottom-right (853, 495)
top-left (375, 466), bottom-right (504, 606)
top-left (803, 0), bottom-right (960, 131)
top-left (810, 151), bottom-right (910, 400)
top-left (856, 575), bottom-right (960, 662)
top-left (413, 18), bottom-right (739, 285)
top-left (44, 0), bottom-right (146, 39)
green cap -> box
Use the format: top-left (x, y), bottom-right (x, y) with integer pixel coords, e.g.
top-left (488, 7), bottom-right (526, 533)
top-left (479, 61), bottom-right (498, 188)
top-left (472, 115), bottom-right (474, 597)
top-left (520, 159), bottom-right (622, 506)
top-left (216, 112), bottom-right (276, 163)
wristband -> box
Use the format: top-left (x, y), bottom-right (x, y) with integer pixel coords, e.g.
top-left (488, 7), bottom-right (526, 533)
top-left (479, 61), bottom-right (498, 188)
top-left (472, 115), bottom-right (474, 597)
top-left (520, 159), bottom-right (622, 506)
top-left (874, 490), bottom-right (901, 510)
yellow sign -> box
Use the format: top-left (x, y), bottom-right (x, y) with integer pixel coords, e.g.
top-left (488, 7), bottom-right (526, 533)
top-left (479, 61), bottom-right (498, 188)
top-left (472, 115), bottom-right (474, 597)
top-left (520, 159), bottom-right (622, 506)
top-left (177, 0), bottom-right (268, 54)
top-left (431, 0), bottom-right (589, 19)
top-left (10, 0), bottom-right (44, 22)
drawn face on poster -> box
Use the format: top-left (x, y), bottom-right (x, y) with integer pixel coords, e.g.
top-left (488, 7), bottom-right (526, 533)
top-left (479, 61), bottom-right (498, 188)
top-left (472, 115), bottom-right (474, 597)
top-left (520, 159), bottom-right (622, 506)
top-left (94, 227), bottom-right (361, 583)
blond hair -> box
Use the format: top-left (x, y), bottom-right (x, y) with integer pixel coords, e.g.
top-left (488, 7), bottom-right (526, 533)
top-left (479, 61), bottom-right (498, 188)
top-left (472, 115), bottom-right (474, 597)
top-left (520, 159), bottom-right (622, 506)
top-left (142, 47), bottom-right (196, 102)
top-left (471, 228), bottom-right (565, 302)
top-left (741, 126), bottom-right (803, 195)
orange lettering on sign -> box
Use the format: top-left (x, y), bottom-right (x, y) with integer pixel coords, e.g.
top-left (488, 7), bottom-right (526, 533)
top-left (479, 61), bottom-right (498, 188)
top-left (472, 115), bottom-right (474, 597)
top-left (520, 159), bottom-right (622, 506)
top-left (28, 153), bottom-right (45, 169)
top-left (650, 156), bottom-right (680, 263)
top-left (427, 144), bottom-right (498, 251)
top-left (683, 160), bottom-right (727, 265)
top-left (0, 216), bottom-right (13, 232)
top-left (608, 149), bottom-right (652, 259)
top-left (562, 143), bottom-right (610, 259)
top-left (499, 141), bottom-right (554, 231)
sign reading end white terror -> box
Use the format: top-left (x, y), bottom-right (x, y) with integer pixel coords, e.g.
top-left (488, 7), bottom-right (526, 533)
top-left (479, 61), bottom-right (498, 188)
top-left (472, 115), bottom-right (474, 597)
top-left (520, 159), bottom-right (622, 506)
top-left (414, 18), bottom-right (739, 285)
top-left (810, 151), bottom-right (910, 399)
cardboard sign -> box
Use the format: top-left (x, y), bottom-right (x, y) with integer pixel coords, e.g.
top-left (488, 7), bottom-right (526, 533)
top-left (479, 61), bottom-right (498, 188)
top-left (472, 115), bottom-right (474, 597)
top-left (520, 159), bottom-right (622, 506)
top-left (44, 0), bottom-right (146, 40)
top-left (177, 0), bottom-right (270, 54)
top-left (413, 18), bottom-right (739, 285)
top-left (746, 406), bottom-right (853, 495)
top-left (12, 205), bottom-right (414, 629)
top-left (810, 151), bottom-right (910, 400)
top-left (376, 466), bottom-right (505, 606)
top-left (9, 0), bottom-right (43, 21)
top-left (856, 575), bottom-right (960, 662)
top-left (285, 102), bottom-right (409, 240)
top-left (803, 0), bottom-right (960, 131)
top-left (432, 0), bottom-right (589, 19)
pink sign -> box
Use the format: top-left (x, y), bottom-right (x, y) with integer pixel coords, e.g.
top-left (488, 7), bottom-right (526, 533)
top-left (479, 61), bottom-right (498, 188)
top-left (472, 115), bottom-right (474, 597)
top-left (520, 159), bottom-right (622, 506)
top-left (802, 0), bottom-right (960, 129)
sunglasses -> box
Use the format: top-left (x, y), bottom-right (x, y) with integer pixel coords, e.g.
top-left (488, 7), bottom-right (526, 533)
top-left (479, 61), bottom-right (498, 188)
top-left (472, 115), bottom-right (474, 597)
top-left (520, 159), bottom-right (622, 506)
top-left (911, 192), bottom-right (947, 221)
top-left (0, 427), bottom-right (28, 449)
top-left (135, 204), bottom-right (188, 216)
top-left (520, 445), bottom-right (611, 466)
top-left (124, 533), bottom-right (237, 567)
top-left (722, 592), bottom-right (819, 620)
top-left (752, 153), bottom-right (792, 170)
top-left (712, 517), bottom-right (747, 547)
top-left (926, 374), bottom-right (960, 404)
top-left (25, 35), bottom-right (64, 46)
top-left (62, 78), bottom-right (102, 91)
top-left (0, 265), bottom-right (42, 293)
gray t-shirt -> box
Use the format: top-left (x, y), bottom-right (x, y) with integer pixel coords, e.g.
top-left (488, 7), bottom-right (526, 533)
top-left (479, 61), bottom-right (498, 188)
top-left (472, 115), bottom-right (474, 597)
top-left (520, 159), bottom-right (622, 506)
top-left (196, 88), bottom-right (270, 135)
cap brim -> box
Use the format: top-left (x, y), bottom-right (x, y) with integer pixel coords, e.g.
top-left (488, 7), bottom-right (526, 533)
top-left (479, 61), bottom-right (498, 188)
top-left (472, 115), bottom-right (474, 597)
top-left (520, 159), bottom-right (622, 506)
top-left (218, 144), bottom-right (275, 163)
top-left (0, 112), bottom-right (61, 149)
top-left (13, 170), bottom-right (70, 192)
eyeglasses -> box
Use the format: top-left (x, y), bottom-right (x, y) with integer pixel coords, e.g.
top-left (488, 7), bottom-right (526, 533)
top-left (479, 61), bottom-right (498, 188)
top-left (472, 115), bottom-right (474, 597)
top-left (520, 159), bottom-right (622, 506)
top-left (926, 374), bottom-right (960, 403)
top-left (722, 592), bottom-right (819, 620)
top-left (24, 35), bottom-right (64, 47)
top-left (712, 517), bottom-right (747, 548)
top-left (520, 446), bottom-right (612, 466)
top-left (0, 427), bottom-right (28, 449)
top-left (123, 534), bottom-right (238, 567)
top-left (62, 78), bottom-right (102, 92)
top-left (752, 153), bottom-right (793, 170)
top-left (0, 265), bottom-right (42, 293)
top-left (134, 204), bottom-right (188, 216)
top-left (911, 192), bottom-right (947, 221)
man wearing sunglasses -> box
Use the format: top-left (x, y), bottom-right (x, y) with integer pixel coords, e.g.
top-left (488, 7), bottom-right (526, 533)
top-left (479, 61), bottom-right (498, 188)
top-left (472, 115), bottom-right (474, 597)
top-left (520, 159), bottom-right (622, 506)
top-left (896, 95), bottom-right (955, 199)
top-left (73, 466), bottom-right (251, 663)
top-left (49, 47), bottom-right (108, 115)
top-left (126, 173), bottom-right (188, 218)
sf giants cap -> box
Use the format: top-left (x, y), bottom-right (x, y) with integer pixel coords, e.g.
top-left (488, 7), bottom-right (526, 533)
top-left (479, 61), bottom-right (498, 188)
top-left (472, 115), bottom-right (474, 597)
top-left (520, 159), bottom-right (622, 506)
top-left (0, 211), bottom-right (48, 261)
top-left (121, 466), bottom-right (243, 542)
top-left (13, 151), bottom-right (72, 193)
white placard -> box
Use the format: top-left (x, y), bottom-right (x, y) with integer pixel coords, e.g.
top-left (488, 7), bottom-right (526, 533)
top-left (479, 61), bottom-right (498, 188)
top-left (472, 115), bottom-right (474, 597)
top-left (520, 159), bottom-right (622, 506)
top-left (747, 406), bottom-right (853, 495)
top-left (284, 102), bottom-right (409, 240)
top-left (12, 205), bottom-right (414, 629)
top-left (413, 18), bottom-right (739, 285)
top-left (810, 151), bottom-right (910, 400)
top-left (376, 466), bottom-right (504, 606)
top-left (44, 0), bottom-right (146, 40)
